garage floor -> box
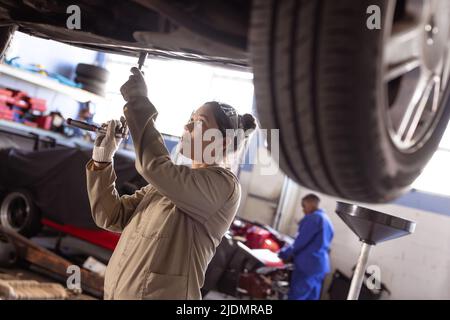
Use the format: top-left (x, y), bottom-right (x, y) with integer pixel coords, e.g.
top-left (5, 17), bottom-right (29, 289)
top-left (0, 267), bottom-right (96, 300)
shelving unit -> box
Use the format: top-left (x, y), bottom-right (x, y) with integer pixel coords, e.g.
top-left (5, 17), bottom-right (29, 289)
top-left (0, 64), bottom-right (105, 104)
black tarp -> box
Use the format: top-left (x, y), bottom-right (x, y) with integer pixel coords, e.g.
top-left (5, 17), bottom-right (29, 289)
top-left (0, 147), bottom-right (146, 228)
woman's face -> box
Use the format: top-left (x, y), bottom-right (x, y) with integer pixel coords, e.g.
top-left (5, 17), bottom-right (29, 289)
top-left (180, 103), bottom-right (225, 164)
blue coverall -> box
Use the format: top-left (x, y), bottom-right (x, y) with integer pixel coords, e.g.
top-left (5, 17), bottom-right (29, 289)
top-left (279, 209), bottom-right (334, 300)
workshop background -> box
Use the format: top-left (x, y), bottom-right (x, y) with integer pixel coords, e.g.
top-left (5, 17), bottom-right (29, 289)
top-left (0, 31), bottom-right (449, 300)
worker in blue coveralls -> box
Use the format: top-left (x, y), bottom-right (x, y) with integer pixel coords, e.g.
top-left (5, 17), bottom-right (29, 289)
top-left (278, 194), bottom-right (334, 300)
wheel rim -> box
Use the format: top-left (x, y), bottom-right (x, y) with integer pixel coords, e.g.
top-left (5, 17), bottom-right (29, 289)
top-left (384, 0), bottom-right (450, 152)
top-left (0, 193), bottom-right (31, 231)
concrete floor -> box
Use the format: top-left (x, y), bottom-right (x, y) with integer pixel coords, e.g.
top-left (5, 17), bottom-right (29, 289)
top-left (0, 267), bottom-right (96, 300)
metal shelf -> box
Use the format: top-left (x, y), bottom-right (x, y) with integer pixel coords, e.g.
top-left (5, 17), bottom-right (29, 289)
top-left (0, 64), bottom-right (105, 104)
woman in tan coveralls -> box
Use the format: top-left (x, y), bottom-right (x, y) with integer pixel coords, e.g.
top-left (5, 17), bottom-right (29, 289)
top-left (86, 67), bottom-right (256, 299)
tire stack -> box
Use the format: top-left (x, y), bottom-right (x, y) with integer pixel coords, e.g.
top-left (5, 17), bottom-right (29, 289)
top-left (75, 63), bottom-right (109, 97)
top-left (0, 190), bottom-right (41, 237)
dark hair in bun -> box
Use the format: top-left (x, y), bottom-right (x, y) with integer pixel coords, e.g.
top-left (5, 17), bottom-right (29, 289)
top-left (206, 101), bottom-right (258, 152)
top-left (207, 101), bottom-right (257, 135)
top-left (240, 113), bottom-right (257, 134)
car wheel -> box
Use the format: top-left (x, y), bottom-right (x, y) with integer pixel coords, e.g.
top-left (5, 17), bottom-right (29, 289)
top-left (75, 63), bottom-right (109, 83)
top-left (0, 25), bottom-right (17, 62)
top-left (0, 190), bottom-right (41, 237)
top-left (250, 0), bottom-right (450, 202)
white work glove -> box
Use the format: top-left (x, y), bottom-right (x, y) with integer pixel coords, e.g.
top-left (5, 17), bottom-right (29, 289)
top-left (120, 67), bottom-right (147, 102)
top-left (92, 119), bottom-right (123, 163)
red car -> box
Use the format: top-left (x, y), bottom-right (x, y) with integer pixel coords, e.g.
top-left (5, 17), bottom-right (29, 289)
top-left (202, 217), bottom-right (293, 299)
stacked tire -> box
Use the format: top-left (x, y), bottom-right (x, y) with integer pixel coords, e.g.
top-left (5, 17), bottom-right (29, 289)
top-left (75, 63), bottom-right (109, 97)
top-left (0, 190), bottom-right (41, 237)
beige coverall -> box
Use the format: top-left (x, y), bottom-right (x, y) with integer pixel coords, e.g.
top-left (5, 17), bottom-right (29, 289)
top-left (85, 97), bottom-right (241, 299)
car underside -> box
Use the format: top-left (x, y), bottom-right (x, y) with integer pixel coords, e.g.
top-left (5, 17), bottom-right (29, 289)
top-left (0, 0), bottom-right (450, 204)
top-left (0, 0), bottom-right (250, 68)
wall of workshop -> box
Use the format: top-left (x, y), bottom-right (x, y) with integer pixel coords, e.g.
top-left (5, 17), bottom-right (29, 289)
top-left (235, 129), bottom-right (305, 227)
top-left (277, 187), bottom-right (450, 300)
top-left (237, 147), bottom-right (285, 225)
top-left (0, 32), bottom-right (98, 119)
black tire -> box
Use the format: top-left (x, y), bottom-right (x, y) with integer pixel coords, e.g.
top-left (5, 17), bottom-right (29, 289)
top-left (250, 0), bottom-right (450, 202)
top-left (82, 83), bottom-right (106, 97)
top-left (0, 25), bottom-right (17, 62)
top-left (0, 190), bottom-right (41, 237)
top-left (75, 75), bottom-right (105, 87)
top-left (76, 75), bottom-right (106, 96)
top-left (76, 63), bottom-right (109, 82)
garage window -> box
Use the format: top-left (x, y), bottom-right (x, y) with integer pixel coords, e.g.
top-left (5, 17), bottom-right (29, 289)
top-left (95, 54), bottom-right (254, 137)
top-left (413, 124), bottom-right (450, 196)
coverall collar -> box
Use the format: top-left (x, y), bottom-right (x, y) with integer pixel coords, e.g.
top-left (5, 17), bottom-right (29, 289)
top-left (300, 208), bottom-right (324, 223)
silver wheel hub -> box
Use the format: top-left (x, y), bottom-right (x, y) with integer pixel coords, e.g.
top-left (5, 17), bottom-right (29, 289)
top-left (384, 0), bottom-right (450, 152)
